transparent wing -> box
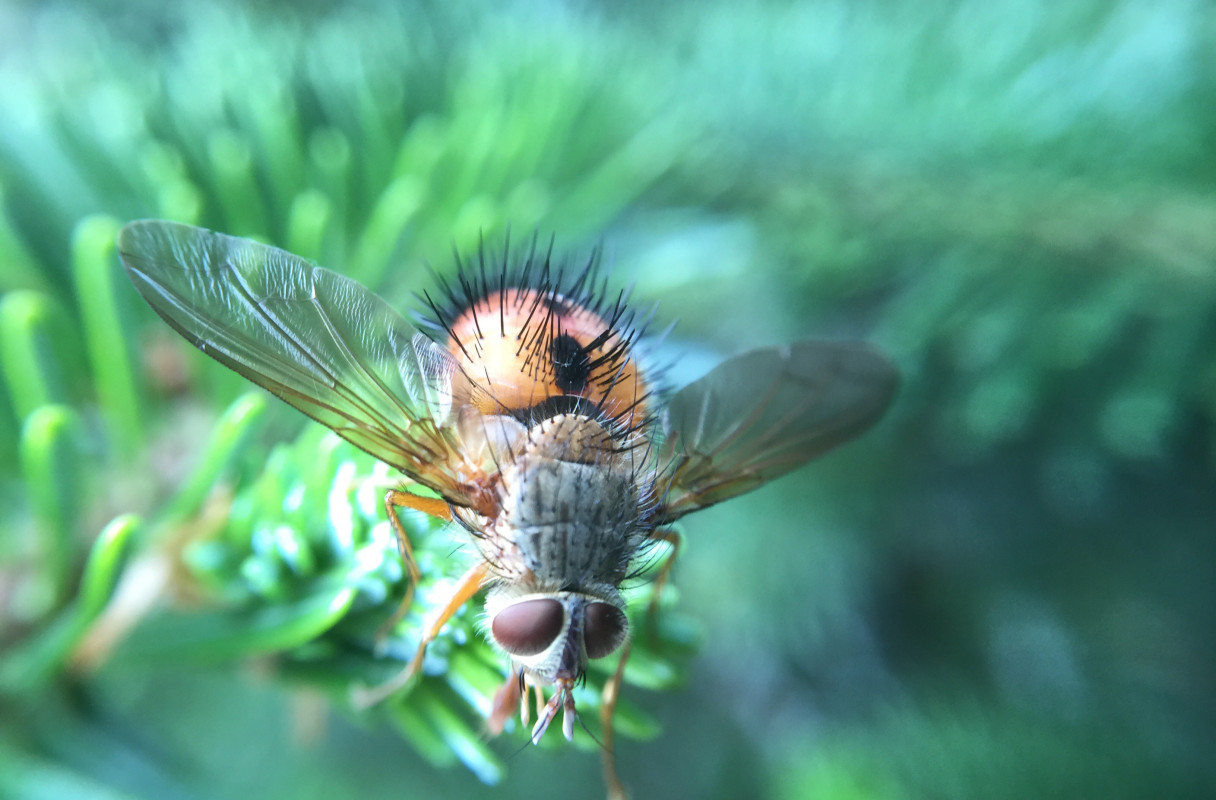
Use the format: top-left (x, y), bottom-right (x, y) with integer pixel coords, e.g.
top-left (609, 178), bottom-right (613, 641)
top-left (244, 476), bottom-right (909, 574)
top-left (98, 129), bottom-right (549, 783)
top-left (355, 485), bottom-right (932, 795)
top-left (119, 220), bottom-right (482, 507)
top-left (654, 340), bottom-right (898, 524)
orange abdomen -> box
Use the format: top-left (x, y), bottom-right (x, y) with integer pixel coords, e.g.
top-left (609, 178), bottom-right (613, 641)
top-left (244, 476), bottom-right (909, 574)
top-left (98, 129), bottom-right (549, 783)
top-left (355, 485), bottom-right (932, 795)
top-left (446, 289), bottom-right (647, 425)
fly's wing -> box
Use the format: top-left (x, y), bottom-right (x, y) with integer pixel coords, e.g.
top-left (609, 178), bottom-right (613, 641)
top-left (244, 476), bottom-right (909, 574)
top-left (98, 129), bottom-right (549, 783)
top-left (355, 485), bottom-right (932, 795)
top-left (119, 220), bottom-right (482, 507)
top-left (653, 340), bottom-right (898, 524)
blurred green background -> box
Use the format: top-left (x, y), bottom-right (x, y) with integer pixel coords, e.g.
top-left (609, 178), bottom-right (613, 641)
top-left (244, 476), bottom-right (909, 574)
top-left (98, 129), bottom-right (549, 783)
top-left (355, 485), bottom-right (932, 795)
top-left (1, 0), bottom-right (1214, 798)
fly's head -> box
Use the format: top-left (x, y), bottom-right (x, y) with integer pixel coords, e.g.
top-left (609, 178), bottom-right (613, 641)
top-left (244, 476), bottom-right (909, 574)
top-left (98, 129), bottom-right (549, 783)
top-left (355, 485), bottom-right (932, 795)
top-left (484, 583), bottom-right (629, 741)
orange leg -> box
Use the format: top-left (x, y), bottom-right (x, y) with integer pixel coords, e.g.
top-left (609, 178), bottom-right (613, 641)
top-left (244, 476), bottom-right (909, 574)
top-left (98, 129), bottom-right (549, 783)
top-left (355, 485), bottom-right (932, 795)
top-left (352, 559), bottom-right (488, 709)
top-left (374, 490), bottom-right (452, 641)
top-left (644, 528), bottom-right (681, 621)
top-left (601, 636), bottom-right (633, 800)
top-left (600, 527), bottom-right (680, 800)
top-left (488, 670), bottom-right (524, 734)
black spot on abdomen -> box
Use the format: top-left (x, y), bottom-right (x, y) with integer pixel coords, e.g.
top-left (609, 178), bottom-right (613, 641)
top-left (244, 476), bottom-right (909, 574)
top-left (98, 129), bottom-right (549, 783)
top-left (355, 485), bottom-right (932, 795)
top-left (551, 333), bottom-right (591, 393)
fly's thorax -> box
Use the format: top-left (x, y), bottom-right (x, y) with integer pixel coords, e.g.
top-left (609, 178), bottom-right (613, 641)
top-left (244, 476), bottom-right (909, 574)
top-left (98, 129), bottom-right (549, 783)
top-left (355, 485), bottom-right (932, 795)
top-left (489, 414), bottom-right (654, 590)
top-left (492, 459), bottom-right (644, 587)
top-left (484, 587), bottom-right (629, 684)
top-left (517, 412), bottom-right (655, 489)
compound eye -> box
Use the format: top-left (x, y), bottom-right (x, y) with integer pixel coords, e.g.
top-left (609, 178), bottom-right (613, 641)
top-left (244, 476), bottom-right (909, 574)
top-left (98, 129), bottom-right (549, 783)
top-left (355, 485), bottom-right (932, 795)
top-left (584, 602), bottom-right (628, 659)
top-left (491, 598), bottom-right (565, 657)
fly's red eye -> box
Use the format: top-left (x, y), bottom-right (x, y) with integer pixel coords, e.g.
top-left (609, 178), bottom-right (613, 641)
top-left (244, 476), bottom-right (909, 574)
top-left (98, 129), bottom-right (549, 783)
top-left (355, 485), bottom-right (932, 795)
top-left (491, 598), bottom-right (565, 657)
top-left (584, 602), bottom-right (628, 659)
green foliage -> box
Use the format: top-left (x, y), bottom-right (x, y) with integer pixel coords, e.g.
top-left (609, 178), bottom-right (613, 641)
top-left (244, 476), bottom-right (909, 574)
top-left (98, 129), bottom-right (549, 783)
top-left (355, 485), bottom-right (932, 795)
top-left (0, 1), bottom-right (699, 795)
top-left (1, 0), bottom-right (1213, 798)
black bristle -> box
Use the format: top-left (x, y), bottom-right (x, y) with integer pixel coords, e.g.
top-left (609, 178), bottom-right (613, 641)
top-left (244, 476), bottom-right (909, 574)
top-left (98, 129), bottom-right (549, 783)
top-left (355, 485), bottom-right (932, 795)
top-left (417, 233), bottom-right (670, 432)
top-left (476, 232), bottom-right (491, 309)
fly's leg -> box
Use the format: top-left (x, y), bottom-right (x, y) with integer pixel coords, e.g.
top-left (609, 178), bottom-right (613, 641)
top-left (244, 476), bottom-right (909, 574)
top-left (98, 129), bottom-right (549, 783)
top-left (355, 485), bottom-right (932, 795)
top-left (488, 670), bottom-right (524, 735)
top-left (643, 528), bottom-right (681, 624)
top-left (601, 636), bottom-right (634, 800)
top-left (351, 560), bottom-right (487, 709)
top-left (374, 489), bottom-right (452, 642)
top-left (600, 527), bottom-right (680, 800)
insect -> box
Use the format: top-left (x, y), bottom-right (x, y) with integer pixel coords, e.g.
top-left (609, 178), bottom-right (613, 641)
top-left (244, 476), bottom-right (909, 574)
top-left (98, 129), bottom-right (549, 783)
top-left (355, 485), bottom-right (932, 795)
top-left (118, 220), bottom-right (898, 798)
